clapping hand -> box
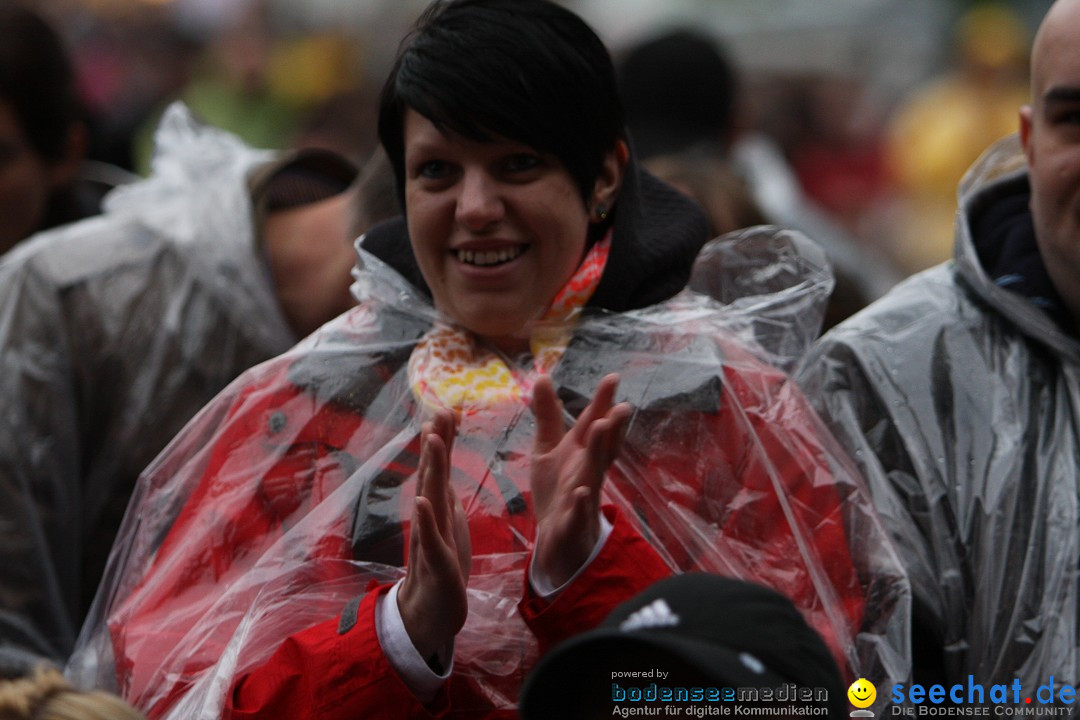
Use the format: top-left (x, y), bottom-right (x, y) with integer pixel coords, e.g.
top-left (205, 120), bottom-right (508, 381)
top-left (530, 373), bottom-right (632, 588)
top-left (397, 409), bottom-right (472, 660)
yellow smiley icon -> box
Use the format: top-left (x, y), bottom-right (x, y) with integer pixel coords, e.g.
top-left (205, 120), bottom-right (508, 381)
top-left (848, 678), bottom-right (877, 708)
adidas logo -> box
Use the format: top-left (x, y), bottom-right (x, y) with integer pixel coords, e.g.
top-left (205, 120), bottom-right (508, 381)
top-left (620, 599), bottom-right (680, 632)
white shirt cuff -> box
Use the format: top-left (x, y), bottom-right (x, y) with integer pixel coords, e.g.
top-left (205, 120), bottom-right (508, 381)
top-left (374, 581), bottom-right (453, 703)
top-left (529, 512), bottom-right (614, 599)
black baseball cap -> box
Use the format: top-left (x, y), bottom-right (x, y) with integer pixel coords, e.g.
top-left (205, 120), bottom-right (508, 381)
top-left (519, 573), bottom-right (847, 719)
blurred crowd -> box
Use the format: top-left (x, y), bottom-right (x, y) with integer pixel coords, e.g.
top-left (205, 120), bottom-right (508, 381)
top-left (13, 0), bottom-right (1051, 293)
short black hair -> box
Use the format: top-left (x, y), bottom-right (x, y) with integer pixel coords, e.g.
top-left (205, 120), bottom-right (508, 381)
top-left (0, 5), bottom-right (79, 162)
top-left (378, 0), bottom-right (625, 207)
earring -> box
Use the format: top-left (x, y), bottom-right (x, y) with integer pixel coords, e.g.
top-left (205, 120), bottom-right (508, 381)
top-left (592, 204), bottom-right (608, 222)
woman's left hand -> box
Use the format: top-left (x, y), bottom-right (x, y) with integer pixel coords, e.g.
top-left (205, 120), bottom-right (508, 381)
top-left (530, 373), bottom-right (631, 588)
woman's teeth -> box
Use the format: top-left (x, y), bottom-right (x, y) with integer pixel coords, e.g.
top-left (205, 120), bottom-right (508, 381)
top-left (456, 246), bottom-right (524, 266)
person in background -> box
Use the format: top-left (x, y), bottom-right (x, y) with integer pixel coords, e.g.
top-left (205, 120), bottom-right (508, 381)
top-left (616, 29), bottom-right (762, 240)
top-left (0, 5), bottom-right (114, 255)
top-left (643, 152), bottom-right (768, 239)
top-left (616, 27), bottom-right (899, 331)
top-left (883, 3), bottom-right (1031, 274)
top-left (798, 0), bottom-right (1080, 696)
top-left (0, 665), bottom-right (145, 720)
top-left (68, 2), bottom-right (907, 718)
top-left (0, 103), bottom-right (399, 678)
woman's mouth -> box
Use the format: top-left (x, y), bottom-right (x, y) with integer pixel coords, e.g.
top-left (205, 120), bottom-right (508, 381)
top-left (454, 245), bottom-right (526, 267)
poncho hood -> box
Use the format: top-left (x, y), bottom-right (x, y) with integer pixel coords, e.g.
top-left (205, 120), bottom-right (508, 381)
top-left (954, 135), bottom-right (1080, 362)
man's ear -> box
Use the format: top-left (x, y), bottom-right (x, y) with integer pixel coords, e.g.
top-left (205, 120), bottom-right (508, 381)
top-left (1019, 104), bottom-right (1035, 166)
top-left (589, 139), bottom-right (629, 220)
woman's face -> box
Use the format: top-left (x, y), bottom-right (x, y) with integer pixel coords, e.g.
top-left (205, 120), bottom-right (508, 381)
top-left (403, 108), bottom-right (592, 353)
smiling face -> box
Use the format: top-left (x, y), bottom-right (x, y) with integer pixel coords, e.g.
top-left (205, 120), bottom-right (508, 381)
top-left (403, 108), bottom-right (621, 353)
top-left (847, 678), bottom-right (876, 709)
top-left (1020, 0), bottom-right (1080, 330)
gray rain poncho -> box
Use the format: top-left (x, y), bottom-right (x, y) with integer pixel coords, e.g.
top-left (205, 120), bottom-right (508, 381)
top-left (67, 219), bottom-right (910, 718)
top-left (0, 104), bottom-right (300, 674)
top-left (797, 136), bottom-right (1080, 693)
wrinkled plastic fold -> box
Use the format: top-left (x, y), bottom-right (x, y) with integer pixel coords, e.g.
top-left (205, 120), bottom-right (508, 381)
top-left (70, 226), bottom-right (910, 717)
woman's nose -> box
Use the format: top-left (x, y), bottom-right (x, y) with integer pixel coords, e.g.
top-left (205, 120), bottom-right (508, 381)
top-left (455, 170), bottom-right (504, 230)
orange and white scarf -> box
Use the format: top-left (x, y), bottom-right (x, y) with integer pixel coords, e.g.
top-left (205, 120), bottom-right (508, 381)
top-left (408, 232), bottom-right (611, 413)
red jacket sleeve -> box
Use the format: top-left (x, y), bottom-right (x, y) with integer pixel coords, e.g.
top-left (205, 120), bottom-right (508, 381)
top-left (227, 586), bottom-right (453, 719)
top-left (519, 505), bottom-right (671, 654)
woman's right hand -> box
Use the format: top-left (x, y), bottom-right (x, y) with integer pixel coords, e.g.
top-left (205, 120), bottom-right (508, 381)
top-left (397, 409), bottom-right (471, 660)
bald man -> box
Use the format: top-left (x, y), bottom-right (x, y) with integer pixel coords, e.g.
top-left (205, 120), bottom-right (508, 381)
top-left (797, 0), bottom-right (1080, 697)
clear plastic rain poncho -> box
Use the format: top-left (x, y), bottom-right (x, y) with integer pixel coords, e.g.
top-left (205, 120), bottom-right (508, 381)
top-left (69, 222), bottom-right (910, 718)
top-left (0, 104), bottom-right (298, 674)
top-left (798, 135), bottom-right (1080, 693)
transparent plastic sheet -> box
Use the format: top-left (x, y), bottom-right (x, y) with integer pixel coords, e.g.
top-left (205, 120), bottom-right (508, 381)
top-left (686, 224), bottom-right (833, 374)
top-left (797, 135), bottom-right (1080, 692)
top-left (0, 103), bottom-right (294, 675)
top-left (69, 228), bottom-right (910, 717)
top-left (100, 102), bottom-right (292, 352)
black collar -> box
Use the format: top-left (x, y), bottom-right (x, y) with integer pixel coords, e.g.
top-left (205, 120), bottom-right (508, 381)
top-left (969, 176), bottom-right (1076, 335)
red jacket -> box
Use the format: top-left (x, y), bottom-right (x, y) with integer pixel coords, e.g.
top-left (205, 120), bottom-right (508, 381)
top-left (103, 308), bottom-right (878, 719)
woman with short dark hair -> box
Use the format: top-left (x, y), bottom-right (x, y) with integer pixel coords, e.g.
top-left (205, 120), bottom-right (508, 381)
top-left (70, 1), bottom-right (907, 718)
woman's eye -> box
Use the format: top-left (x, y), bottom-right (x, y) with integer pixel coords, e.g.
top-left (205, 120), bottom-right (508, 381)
top-left (418, 161), bottom-right (450, 179)
top-left (504, 154), bottom-right (540, 173)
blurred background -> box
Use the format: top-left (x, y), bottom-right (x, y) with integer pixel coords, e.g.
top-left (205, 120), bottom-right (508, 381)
top-left (21, 0), bottom-right (1054, 287)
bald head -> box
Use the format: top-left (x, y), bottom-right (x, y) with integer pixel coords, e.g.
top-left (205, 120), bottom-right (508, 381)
top-left (1019, 0), bottom-right (1080, 334)
top-left (1029, 0), bottom-right (1080, 105)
